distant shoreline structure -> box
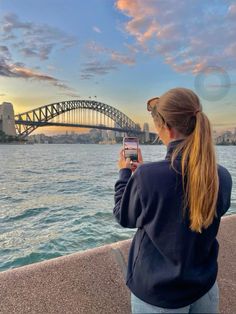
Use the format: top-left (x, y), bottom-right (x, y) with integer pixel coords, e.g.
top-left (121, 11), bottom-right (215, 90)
top-left (1, 128), bottom-right (236, 145)
top-left (24, 127), bottom-right (236, 145)
top-left (1, 134), bottom-right (235, 145)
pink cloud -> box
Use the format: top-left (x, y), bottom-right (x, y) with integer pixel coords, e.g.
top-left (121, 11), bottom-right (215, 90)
top-left (0, 58), bottom-right (74, 92)
top-left (115, 0), bottom-right (159, 45)
top-left (111, 51), bottom-right (135, 65)
top-left (115, 0), bottom-right (236, 73)
top-left (116, 0), bottom-right (155, 17)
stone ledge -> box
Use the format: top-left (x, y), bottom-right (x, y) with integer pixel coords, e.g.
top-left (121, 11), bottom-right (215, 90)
top-left (0, 215), bottom-right (235, 314)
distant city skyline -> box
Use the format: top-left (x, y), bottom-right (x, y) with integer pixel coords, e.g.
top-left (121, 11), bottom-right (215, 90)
top-left (0, 0), bottom-right (235, 135)
top-left (27, 126), bottom-right (236, 145)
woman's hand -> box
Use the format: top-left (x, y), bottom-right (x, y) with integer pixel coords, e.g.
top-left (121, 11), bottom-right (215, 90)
top-left (118, 148), bottom-right (143, 172)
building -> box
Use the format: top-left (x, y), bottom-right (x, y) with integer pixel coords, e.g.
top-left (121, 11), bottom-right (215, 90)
top-left (114, 122), bottom-right (125, 141)
top-left (0, 102), bottom-right (16, 136)
top-left (107, 130), bottom-right (116, 142)
top-left (215, 130), bottom-right (236, 145)
top-left (143, 122), bottom-right (150, 142)
top-left (101, 129), bottom-right (109, 142)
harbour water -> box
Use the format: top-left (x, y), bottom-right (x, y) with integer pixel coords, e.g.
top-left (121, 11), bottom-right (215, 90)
top-left (0, 144), bottom-right (235, 272)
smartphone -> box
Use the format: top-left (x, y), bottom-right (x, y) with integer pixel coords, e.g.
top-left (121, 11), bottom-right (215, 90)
top-left (123, 137), bottom-right (139, 161)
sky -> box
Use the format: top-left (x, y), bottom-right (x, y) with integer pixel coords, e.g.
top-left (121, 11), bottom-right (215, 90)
top-left (0, 0), bottom-right (235, 134)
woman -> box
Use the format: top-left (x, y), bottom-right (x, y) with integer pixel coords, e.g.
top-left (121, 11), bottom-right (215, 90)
top-left (113, 88), bottom-right (232, 313)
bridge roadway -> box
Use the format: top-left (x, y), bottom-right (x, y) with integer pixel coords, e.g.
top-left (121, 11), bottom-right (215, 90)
top-left (15, 119), bottom-right (156, 135)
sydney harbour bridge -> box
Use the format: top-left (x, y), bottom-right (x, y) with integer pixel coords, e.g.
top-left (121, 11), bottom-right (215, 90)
top-left (13, 100), bottom-right (156, 140)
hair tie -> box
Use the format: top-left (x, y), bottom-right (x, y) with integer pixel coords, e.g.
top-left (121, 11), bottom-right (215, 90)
top-left (195, 110), bottom-right (201, 115)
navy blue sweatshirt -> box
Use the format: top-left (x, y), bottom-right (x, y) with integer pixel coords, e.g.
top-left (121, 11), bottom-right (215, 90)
top-left (113, 140), bottom-right (232, 309)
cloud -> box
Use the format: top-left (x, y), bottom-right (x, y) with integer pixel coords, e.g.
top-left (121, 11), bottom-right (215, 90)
top-left (86, 42), bottom-right (136, 66)
top-left (93, 26), bottom-right (102, 33)
top-left (80, 60), bottom-right (117, 80)
top-left (115, 0), bottom-right (236, 73)
top-left (0, 14), bottom-right (77, 92)
top-left (47, 65), bottom-right (56, 72)
top-left (80, 74), bottom-right (94, 80)
top-left (59, 92), bottom-right (81, 98)
top-left (115, 0), bottom-right (158, 45)
top-left (0, 13), bottom-right (77, 60)
top-left (82, 41), bottom-right (136, 79)
top-left (0, 57), bottom-right (74, 91)
top-left (85, 41), bottom-right (109, 54)
top-left (19, 47), bottom-right (38, 58)
top-left (0, 45), bottom-right (11, 60)
top-left (111, 51), bottom-right (135, 65)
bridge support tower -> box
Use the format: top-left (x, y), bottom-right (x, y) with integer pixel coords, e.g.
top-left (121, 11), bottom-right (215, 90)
top-left (0, 102), bottom-right (16, 136)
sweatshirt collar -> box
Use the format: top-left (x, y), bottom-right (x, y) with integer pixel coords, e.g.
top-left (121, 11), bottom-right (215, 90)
top-left (165, 139), bottom-right (185, 160)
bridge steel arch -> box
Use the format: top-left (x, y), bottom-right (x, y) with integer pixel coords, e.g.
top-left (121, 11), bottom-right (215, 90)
top-left (14, 100), bottom-right (141, 137)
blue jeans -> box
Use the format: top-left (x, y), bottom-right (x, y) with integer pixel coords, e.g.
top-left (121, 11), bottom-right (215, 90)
top-left (131, 281), bottom-right (219, 313)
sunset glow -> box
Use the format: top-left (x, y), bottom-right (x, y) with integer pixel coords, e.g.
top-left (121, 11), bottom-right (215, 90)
top-left (0, 0), bottom-right (235, 134)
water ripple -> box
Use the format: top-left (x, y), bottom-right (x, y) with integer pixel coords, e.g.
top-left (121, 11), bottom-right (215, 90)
top-left (0, 144), bottom-right (235, 272)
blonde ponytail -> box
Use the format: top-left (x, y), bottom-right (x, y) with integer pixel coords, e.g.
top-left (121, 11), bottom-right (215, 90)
top-left (152, 88), bottom-right (219, 233)
top-left (171, 112), bottom-right (219, 233)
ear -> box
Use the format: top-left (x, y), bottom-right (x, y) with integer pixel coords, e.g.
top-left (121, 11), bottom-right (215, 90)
top-left (166, 125), bottom-right (174, 139)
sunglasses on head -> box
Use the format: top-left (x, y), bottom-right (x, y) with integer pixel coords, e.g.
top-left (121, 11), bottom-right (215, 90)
top-left (147, 96), bottom-right (171, 128)
top-left (147, 97), bottom-right (160, 112)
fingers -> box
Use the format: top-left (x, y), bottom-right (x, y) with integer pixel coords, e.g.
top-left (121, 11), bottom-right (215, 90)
top-left (137, 148), bottom-right (143, 162)
top-left (119, 149), bottom-right (125, 158)
top-left (126, 157), bottom-right (131, 163)
top-left (118, 147), bottom-right (143, 171)
top-left (130, 162), bottom-right (139, 172)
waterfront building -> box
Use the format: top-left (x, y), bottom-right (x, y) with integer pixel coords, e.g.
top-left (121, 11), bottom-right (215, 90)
top-left (215, 130), bottom-right (236, 145)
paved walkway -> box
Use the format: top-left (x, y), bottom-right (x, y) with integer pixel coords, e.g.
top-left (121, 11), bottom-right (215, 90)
top-left (0, 214), bottom-right (235, 313)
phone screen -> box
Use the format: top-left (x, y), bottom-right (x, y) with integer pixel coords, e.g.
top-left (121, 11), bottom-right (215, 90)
top-left (123, 137), bottom-right (139, 161)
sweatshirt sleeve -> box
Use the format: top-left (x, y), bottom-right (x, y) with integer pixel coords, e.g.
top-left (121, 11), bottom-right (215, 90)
top-left (219, 166), bottom-right (233, 216)
top-left (113, 167), bottom-right (145, 228)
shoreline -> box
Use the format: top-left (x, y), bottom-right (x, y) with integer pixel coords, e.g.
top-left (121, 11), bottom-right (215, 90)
top-left (1, 142), bottom-right (236, 146)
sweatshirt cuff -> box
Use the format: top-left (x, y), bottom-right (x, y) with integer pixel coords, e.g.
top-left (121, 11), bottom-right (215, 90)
top-left (118, 168), bottom-right (132, 180)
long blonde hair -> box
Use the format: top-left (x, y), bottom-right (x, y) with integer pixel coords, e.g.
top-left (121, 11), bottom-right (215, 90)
top-left (152, 88), bottom-right (219, 233)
